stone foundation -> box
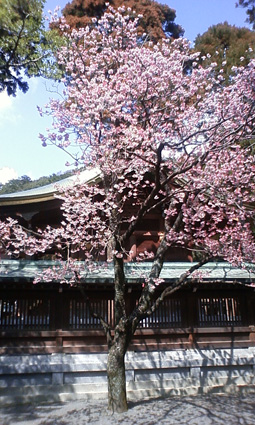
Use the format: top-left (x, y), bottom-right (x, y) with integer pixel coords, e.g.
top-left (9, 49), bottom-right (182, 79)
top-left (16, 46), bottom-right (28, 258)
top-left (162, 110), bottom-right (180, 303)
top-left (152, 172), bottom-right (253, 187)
top-left (1, 348), bottom-right (255, 405)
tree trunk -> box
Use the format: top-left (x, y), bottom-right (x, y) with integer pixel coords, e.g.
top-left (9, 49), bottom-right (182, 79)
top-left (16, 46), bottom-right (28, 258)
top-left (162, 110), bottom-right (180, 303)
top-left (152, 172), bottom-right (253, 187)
top-left (107, 238), bottom-right (130, 412)
top-left (107, 336), bottom-right (128, 413)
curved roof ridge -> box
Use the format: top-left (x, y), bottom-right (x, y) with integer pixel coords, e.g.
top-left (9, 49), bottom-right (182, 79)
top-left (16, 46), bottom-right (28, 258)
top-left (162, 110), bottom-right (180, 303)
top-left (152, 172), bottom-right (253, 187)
top-left (0, 168), bottom-right (100, 205)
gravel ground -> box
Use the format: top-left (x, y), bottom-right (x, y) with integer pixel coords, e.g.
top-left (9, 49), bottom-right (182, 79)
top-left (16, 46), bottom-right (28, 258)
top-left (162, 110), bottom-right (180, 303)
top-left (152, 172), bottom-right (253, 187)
top-left (1, 394), bottom-right (255, 425)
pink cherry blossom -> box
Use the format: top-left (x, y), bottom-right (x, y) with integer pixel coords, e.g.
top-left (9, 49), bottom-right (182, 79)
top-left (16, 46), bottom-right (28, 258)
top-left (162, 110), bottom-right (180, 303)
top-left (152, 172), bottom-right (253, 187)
top-left (1, 5), bottom-right (255, 412)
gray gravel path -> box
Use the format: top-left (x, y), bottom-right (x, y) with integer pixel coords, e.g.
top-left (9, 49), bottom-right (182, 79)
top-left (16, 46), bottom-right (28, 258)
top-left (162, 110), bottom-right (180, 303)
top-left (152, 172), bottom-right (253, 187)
top-left (1, 394), bottom-right (255, 425)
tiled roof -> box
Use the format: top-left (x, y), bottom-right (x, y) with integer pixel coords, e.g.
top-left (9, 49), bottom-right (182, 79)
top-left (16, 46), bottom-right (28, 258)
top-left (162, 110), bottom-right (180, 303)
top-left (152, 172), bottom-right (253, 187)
top-left (0, 260), bottom-right (254, 284)
top-left (0, 168), bottom-right (100, 204)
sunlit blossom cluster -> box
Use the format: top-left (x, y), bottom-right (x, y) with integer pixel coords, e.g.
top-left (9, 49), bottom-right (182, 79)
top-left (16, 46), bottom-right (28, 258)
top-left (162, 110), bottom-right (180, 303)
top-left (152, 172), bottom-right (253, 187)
top-left (2, 5), bottom-right (255, 288)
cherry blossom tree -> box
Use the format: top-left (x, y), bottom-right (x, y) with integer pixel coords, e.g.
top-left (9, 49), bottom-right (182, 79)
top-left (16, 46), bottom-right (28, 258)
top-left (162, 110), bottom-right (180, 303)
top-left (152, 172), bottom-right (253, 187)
top-left (1, 5), bottom-right (255, 413)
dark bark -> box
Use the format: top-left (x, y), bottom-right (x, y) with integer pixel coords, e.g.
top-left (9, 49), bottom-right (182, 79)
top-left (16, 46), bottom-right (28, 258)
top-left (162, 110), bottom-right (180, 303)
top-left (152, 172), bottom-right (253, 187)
top-left (104, 184), bottom-right (211, 412)
top-left (107, 328), bottom-right (129, 413)
top-left (106, 237), bottom-right (131, 413)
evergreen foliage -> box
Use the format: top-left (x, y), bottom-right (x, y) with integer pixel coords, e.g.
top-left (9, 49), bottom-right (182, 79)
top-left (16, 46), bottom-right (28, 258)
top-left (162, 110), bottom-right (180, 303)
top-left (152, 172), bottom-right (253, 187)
top-left (0, 0), bottom-right (62, 96)
top-left (60, 0), bottom-right (184, 42)
top-left (194, 22), bottom-right (255, 82)
top-left (237, 0), bottom-right (255, 29)
top-left (0, 170), bottom-right (74, 194)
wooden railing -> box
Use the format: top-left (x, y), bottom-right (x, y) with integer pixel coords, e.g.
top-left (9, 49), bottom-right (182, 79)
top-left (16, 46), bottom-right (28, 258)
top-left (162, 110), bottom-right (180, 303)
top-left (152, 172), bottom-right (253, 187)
top-left (0, 297), bottom-right (51, 330)
top-left (69, 298), bottom-right (115, 330)
top-left (0, 284), bottom-right (254, 354)
top-left (197, 296), bottom-right (243, 327)
top-left (0, 291), bottom-right (248, 331)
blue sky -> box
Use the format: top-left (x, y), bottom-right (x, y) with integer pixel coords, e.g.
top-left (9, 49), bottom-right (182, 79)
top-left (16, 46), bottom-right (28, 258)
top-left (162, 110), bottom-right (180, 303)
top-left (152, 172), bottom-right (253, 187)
top-left (0, 0), bottom-right (250, 184)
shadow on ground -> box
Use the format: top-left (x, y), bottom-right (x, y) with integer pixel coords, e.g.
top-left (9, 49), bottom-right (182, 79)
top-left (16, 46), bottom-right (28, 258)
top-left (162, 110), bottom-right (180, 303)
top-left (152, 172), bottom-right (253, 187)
top-left (1, 394), bottom-right (255, 425)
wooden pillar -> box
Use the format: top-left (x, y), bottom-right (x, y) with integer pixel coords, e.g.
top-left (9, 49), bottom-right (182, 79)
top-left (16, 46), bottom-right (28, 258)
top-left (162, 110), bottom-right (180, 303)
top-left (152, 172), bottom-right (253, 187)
top-left (249, 326), bottom-right (255, 346)
top-left (53, 286), bottom-right (64, 330)
top-left (187, 291), bottom-right (197, 348)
